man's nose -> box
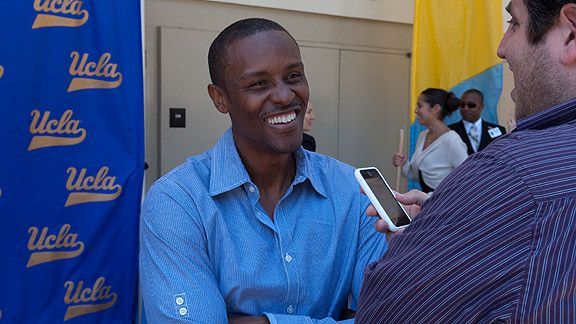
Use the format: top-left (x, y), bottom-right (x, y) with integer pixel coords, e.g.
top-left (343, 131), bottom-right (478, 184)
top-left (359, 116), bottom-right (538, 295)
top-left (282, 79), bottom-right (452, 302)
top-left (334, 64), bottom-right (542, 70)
top-left (497, 30), bottom-right (508, 59)
top-left (270, 82), bottom-right (295, 105)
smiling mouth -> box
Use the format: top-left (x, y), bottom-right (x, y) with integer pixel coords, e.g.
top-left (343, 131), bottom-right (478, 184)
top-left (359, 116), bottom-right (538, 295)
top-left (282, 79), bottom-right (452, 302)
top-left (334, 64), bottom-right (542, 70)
top-left (265, 111), bottom-right (297, 125)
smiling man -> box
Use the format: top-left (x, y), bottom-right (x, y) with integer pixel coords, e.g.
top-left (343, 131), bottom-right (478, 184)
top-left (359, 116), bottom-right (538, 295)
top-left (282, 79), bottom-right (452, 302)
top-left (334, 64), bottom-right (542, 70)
top-left (140, 18), bottom-right (387, 323)
top-left (356, 0), bottom-right (576, 322)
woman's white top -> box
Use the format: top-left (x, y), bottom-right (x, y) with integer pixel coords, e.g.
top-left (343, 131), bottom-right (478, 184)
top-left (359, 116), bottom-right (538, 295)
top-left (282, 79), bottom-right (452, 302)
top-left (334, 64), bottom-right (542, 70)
top-left (403, 130), bottom-right (468, 189)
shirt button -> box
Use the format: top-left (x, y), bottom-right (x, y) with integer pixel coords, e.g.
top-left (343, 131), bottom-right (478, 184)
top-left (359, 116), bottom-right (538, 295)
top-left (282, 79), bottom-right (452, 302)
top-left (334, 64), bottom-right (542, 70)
top-left (175, 297), bottom-right (184, 305)
top-left (248, 185), bottom-right (255, 192)
top-left (284, 254), bottom-right (293, 263)
top-left (286, 305), bottom-right (294, 314)
top-left (179, 307), bottom-right (188, 316)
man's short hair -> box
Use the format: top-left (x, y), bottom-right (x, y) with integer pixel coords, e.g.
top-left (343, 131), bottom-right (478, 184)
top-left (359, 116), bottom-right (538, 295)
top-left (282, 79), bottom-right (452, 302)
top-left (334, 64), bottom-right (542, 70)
top-left (208, 18), bottom-right (297, 88)
top-left (462, 88), bottom-right (484, 104)
top-left (524, 0), bottom-right (576, 44)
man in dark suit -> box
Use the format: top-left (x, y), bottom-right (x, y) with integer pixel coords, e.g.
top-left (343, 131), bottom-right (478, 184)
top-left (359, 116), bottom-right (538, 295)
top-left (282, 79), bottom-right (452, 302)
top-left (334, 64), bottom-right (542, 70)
top-left (449, 89), bottom-right (506, 155)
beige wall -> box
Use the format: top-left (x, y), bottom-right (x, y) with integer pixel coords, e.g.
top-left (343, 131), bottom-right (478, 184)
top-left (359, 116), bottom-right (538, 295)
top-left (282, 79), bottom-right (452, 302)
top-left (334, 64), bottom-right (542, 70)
top-left (202, 0), bottom-right (414, 24)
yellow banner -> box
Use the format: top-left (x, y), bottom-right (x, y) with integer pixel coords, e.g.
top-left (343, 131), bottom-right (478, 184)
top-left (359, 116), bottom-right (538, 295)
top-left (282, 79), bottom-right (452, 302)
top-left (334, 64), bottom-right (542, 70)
top-left (410, 0), bottom-right (503, 122)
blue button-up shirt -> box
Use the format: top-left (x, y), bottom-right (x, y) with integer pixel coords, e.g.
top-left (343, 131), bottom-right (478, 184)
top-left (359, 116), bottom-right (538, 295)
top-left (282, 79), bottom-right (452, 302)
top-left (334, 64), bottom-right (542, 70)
top-left (140, 129), bottom-right (388, 323)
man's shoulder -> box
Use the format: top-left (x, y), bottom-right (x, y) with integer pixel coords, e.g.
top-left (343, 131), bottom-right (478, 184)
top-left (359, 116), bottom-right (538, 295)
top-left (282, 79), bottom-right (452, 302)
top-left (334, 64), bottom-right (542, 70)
top-left (448, 120), bottom-right (464, 130)
top-left (305, 151), bottom-right (355, 175)
top-left (483, 120), bottom-right (506, 129)
top-left (151, 150), bottom-right (213, 193)
top-left (304, 151), bottom-right (361, 192)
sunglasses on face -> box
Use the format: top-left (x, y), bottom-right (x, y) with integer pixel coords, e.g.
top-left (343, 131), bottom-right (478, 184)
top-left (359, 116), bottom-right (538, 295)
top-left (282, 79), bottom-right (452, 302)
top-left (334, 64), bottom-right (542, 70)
top-left (460, 102), bottom-right (478, 109)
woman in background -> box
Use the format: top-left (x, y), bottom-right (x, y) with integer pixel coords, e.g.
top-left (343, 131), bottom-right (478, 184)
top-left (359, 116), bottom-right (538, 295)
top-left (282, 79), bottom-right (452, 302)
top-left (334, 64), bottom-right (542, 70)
top-left (393, 88), bottom-right (468, 192)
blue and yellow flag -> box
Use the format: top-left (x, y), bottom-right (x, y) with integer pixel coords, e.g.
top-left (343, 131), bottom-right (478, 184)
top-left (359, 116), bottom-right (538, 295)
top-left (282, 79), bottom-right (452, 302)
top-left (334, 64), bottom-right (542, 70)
top-left (409, 0), bottom-right (503, 187)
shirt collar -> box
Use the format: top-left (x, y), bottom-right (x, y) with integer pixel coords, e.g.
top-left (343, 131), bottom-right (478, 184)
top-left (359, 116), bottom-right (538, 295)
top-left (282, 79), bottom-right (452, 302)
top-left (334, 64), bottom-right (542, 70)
top-left (463, 118), bottom-right (482, 132)
top-left (516, 97), bottom-right (576, 131)
top-left (209, 128), bottom-right (327, 198)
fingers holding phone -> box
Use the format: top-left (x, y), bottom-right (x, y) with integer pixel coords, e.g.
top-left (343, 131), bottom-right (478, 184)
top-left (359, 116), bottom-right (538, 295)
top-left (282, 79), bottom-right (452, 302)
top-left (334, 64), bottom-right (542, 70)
top-left (395, 189), bottom-right (429, 206)
top-left (394, 189), bottom-right (428, 218)
top-left (355, 167), bottom-right (412, 233)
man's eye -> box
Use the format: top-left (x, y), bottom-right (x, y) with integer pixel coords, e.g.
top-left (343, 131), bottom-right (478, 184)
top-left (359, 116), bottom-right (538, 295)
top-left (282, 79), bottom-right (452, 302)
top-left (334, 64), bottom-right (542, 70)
top-left (250, 80), bottom-right (267, 88)
top-left (287, 72), bottom-right (303, 82)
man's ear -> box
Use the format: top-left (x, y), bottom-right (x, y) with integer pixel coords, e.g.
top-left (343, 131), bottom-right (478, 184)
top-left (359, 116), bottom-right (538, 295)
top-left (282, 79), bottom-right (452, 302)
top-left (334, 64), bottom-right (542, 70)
top-left (559, 4), bottom-right (576, 65)
top-left (207, 84), bottom-right (229, 114)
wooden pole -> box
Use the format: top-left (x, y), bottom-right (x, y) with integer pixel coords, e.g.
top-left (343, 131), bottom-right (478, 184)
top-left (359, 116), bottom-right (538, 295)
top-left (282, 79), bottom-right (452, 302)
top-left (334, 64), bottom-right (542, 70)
top-left (395, 129), bottom-right (404, 192)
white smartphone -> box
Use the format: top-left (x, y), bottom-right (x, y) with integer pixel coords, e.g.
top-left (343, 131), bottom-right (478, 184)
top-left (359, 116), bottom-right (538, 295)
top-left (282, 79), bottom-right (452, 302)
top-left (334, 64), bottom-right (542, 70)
top-left (355, 167), bottom-right (411, 232)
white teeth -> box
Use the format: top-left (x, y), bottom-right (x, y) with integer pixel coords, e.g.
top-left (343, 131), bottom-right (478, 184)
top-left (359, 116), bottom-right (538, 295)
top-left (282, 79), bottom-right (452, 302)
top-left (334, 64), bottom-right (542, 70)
top-left (266, 112), bottom-right (296, 125)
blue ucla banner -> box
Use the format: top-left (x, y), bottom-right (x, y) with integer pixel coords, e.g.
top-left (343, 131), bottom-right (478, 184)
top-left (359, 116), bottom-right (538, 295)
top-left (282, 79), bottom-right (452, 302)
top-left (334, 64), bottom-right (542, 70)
top-left (0, 1), bottom-right (144, 322)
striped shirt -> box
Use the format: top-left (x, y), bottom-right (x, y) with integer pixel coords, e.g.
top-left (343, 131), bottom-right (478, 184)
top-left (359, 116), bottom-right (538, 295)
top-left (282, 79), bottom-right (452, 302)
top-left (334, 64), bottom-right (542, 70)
top-left (140, 128), bottom-right (388, 323)
top-left (356, 98), bottom-right (576, 323)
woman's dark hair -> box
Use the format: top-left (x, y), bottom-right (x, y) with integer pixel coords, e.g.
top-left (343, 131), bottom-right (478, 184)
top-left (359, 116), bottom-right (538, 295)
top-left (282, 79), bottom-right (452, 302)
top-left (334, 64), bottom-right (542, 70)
top-left (524, 0), bottom-right (576, 44)
top-left (420, 88), bottom-right (461, 120)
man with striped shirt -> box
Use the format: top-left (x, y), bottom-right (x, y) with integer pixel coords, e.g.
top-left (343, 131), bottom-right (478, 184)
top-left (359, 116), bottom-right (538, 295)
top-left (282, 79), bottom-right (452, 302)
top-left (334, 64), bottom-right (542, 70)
top-left (356, 0), bottom-right (576, 322)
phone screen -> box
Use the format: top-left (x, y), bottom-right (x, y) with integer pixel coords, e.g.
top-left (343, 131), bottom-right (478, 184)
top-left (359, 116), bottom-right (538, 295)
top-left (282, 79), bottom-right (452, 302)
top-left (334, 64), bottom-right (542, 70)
top-left (361, 169), bottom-right (410, 227)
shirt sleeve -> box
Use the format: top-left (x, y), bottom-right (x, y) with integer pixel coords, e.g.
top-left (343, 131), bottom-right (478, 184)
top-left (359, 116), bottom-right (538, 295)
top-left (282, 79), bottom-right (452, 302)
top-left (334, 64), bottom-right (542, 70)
top-left (349, 196), bottom-right (389, 310)
top-left (139, 180), bottom-right (228, 323)
top-left (401, 158), bottom-right (415, 180)
top-left (402, 131), bottom-right (426, 180)
top-left (264, 313), bottom-right (335, 323)
top-left (449, 133), bottom-right (469, 168)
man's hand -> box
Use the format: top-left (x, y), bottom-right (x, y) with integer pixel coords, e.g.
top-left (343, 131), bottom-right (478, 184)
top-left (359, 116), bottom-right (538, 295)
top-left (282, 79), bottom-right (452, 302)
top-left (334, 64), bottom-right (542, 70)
top-left (366, 189), bottom-right (428, 235)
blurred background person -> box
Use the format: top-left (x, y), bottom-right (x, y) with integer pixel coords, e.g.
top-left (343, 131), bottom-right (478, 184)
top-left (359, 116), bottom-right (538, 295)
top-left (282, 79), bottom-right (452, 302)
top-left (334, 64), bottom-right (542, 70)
top-left (393, 88), bottom-right (468, 193)
top-left (449, 88), bottom-right (506, 155)
top-left (302, 100), bottom-right (316, 151)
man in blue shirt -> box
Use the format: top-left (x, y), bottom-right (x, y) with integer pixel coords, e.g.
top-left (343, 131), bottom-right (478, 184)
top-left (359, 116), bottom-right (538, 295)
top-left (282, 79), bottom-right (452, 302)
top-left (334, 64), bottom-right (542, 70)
top-left (356, 0), bottom-right (576, 322)
top-left (140, 18), bottom-right (388, 323)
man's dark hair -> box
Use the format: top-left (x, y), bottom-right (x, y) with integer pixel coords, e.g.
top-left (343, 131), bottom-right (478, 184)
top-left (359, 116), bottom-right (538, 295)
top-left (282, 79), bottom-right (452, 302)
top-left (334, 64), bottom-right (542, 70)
top-left (208, 18), bottom-right (297, 88)
top-left (462, 88), bottom-right (484, 104)
top-left (524, 0), bottom-right (576, 44)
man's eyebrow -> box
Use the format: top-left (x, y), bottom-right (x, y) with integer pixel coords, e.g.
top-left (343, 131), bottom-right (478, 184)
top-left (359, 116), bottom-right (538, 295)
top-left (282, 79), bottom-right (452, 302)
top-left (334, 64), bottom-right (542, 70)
top-left (239, 62), bottom-right (304, 80)
top-left (240, 71), bottom-right (267, 80)
top-left (286, 62), bottom-right (304, 70)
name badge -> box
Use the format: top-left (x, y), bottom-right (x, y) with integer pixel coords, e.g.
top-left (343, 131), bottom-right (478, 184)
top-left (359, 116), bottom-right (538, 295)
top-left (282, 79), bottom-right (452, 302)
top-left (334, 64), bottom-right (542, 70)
top-left (488, 127), bottom-right (502, 138)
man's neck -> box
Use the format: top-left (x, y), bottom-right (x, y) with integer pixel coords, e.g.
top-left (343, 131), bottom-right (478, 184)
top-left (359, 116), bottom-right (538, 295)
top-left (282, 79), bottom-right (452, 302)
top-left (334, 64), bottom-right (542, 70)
top-left (463, 118), bottom-right (482, 127)
top-left (237, 147), bottom-right (296, 220)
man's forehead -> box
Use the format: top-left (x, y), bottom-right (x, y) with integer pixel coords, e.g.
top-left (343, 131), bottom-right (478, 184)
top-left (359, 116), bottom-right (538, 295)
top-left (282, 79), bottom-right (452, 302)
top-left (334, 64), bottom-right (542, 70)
top-left (227, 30), bottom-right (296, 55)
top-left (224, 31), bottom-right (302, 70)
top-left (463, 93), bottom-right (482, 101)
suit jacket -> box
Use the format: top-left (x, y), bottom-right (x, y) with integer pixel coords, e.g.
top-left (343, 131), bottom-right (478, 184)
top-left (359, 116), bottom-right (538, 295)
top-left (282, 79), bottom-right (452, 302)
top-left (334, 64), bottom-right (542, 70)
top-left (449, 120), bottom-right (506, 155)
